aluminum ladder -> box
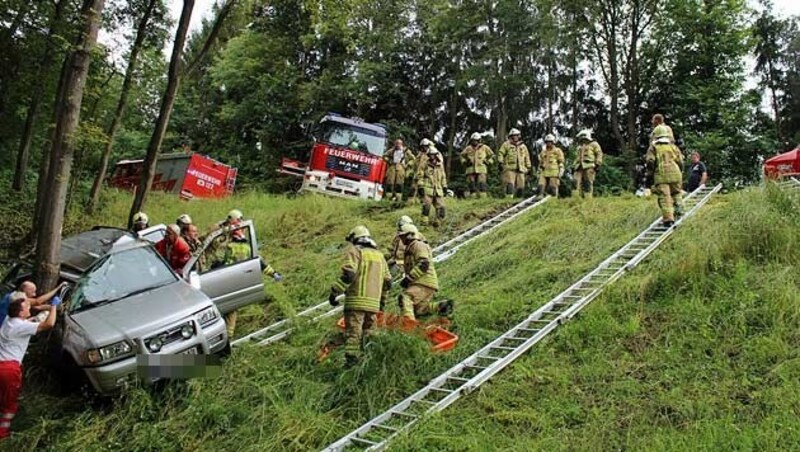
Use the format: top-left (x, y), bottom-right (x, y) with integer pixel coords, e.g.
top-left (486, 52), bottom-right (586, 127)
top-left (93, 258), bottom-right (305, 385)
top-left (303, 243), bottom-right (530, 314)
top-left (323, 184), bottom-right (722, 451)
top-left (775, 176), bottom-right (800, 190)
top-left (232, 195), bottom-right (552, 348)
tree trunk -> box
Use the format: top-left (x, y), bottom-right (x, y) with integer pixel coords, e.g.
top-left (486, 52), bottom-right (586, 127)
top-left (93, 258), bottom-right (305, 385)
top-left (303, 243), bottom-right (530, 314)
top-left (446, 87), bottom-right (458, 178)
top-left (128, 0), bottom-right (195, 228)
top-left (34, 0), bottom-right (105, 291)
top-left (87, 0), bottom-right (158, 212)
top-left (496, 96), bottom-right (508, 145)
top-left (12, 0), bottom-right (68, 192)
top-left (184, 0), bottom-right (238, 76)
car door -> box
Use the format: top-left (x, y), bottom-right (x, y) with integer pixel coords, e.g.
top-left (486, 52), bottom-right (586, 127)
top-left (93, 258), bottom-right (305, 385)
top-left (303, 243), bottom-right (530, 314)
top-left (138, 224), bottom-right (166, 243)
top-left (182, 220), bottom-right (264, 314)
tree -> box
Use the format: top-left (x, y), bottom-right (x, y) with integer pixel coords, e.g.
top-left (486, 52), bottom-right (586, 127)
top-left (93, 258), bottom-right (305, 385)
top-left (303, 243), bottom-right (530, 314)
top-left (127, 0), bottom-right (194, 228)
top-left (87, 0), bottom-right (163, 212)
top-left (34, 0), bottom-right (105, 290)
top-left (753, 3), bottom-right (786, 145)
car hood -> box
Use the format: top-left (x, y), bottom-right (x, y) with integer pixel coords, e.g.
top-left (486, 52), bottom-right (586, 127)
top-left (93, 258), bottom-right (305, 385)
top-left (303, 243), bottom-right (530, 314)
top-left (71, 281), bottom-right (213, 347)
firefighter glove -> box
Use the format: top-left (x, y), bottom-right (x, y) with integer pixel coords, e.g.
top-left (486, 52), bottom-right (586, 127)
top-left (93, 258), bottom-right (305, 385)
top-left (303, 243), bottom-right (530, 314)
top-left (400, 276), bottom-right (411, 288)
top-left (51, 296), bottom-right (62, 307)
top-left (328, 290), bottom-right (340, 306)
top-left (272, 272), bottom-right (284, 282)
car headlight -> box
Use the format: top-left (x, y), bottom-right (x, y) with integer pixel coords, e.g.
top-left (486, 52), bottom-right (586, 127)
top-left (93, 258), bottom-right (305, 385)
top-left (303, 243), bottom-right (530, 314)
top-left (148, 336), bottom-right (164, 353)
top-left (87, 341), bottom-right (133, 364)
top-left (196, 306), bottom-right (218, 326)
top-left (180, 323), bottom-right (194, 339)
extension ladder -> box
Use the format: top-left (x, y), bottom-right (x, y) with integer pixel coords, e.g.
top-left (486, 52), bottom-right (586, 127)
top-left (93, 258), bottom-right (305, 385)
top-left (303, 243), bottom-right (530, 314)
top-left (232, 195), bottom-right (552, 348)
top-left (776, 176), bottom-right (800, 190)
top-left (323, 184), bottom-right (722, 451)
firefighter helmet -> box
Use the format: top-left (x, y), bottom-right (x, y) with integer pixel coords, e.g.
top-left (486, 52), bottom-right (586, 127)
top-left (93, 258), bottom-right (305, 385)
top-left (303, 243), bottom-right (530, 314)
top-left (420, 138), bottom-right (432, 147)
top-left (397, 223), bottom-right (418, 237)
top-left (577, 129), bottom-right (593, 140)
top-left (346, 225), bottom-right (371, 242)
top-left (133, 212), bottom-right (149, 226)
top-left (509, 128), bottom-right (521, 137)
top-left (176, 214), bottom-right (192, 227)
top-left (653, 125), bottom-right (672, 139)
top-left (544, 134), bottom-right (556, 143)
top-left (227, 209), bottom-right (243, 221)
top-left (397, 215), bottom-right (414, 229)
top-left (470, 132), bottom-right (482, 141)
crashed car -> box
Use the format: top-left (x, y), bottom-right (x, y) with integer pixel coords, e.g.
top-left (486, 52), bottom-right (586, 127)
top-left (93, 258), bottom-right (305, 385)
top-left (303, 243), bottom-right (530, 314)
top-left (1, 221), bottom-right (267, 394)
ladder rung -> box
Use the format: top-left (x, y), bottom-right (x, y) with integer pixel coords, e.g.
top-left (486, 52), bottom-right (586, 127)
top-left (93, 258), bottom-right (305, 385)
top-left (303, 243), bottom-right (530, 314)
top-left (465, 364), bottom-right (488, 370)
top-left (351, 437), bottom-right (378, 446)
top-left (481, 355), bottom-right (503, 360)
top-left (372, 424), bottom-right (399, 432)
top-left (430, 387), bottom-right (455, 394)
top-left (390, 411), bottom-right (418, 419)
top-left (531, 319), bottom-right (551, 323)
top-left (447, 376), bottom-right (471, 382)
top-left (505, 336), bottom-right (529, 341)
top-left (516, 327), bottom-right (539, 332)
top-left (491, 345), bottom-right (517, 351)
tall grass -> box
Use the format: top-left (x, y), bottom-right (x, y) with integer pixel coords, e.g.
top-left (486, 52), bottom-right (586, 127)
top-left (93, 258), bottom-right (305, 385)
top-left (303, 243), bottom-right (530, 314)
top-left (6, 189), bottom-right (669, 451)
top-left (392, 188), bottom-right (800, 450)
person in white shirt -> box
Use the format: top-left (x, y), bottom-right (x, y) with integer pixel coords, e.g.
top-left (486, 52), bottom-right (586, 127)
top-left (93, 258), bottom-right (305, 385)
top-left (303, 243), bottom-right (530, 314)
top-left (0, 291), bottom-right (60, 439)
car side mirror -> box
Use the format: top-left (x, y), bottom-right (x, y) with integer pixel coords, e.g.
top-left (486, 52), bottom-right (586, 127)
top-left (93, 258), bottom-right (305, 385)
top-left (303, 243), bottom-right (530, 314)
top-left (189, 271), bottom-right (201, 290)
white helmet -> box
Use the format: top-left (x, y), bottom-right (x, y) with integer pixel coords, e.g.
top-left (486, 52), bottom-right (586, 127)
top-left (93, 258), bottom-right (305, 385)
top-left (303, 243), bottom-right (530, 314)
top-left (420, 138), bottom-right (432, 147)
top-left (509, 128), bottom-right (521, 137)
top-left (544, 134), bottom-right (556, 143)
top-left (227, 209), bottom-right (243, 220)
top-left (428, 146), bottom-right (441, 156)
top-left (577, 129), bottom-right (593, 140)
top-left (397, 215), bottom-right (414, 229)
top-left (176, 214), bottom-right (192, 227)
top-left (133, 212), bottom-right (149, 225)
top-left (470, 132), bottom-right (482, 141)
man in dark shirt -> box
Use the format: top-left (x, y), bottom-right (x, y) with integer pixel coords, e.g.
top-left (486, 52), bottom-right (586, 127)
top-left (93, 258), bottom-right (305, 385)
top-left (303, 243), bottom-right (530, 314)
top-left (687, 152), bottom-right (708, 192)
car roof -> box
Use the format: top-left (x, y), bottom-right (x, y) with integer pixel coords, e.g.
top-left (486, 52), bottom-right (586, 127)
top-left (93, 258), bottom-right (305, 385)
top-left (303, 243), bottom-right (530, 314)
top-left (59, 227), bottom-right (149, 273)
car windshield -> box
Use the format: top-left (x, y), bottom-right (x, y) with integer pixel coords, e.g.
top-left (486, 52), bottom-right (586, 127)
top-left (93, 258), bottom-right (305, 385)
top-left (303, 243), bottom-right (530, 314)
top-left (318, 121), bottom-right (386, 156)
top-left (70, 246), bottom-right (177, 312)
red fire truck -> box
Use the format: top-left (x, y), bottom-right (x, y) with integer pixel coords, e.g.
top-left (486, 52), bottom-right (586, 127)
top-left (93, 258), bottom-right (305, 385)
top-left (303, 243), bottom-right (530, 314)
top-left (279, 113), bottom-right (388, 200)
top-left (109, 152), bottom-right (237, 200)
top-left (764, 147), bottom-right (800, 179)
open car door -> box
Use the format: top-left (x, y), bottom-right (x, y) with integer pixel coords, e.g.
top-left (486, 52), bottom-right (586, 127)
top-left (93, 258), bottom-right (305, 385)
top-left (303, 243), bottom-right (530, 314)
top-left (182, 220), bottom-right (265, 314)
top-left (137, 224), bottom-right (167, 243)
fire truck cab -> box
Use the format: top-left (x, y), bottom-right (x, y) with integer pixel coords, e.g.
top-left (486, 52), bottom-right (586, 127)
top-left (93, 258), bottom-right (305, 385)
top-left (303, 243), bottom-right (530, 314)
top-left (280, 114), bottom-right (388, 200)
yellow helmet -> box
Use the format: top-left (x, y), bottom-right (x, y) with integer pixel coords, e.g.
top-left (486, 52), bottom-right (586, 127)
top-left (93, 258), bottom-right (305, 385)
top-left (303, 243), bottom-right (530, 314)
top-left (653, 125), bottom-right (672, 139)
top-left (346, 225), bottom-right (371, 242)
top-left (397, 215), bottom-right (414, 229)
top-left (398, 223), bottom-right (418, 237)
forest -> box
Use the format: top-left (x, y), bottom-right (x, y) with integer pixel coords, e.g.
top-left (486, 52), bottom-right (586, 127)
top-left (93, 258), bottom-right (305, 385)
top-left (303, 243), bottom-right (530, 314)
top-left (1, 0), bottom-right (799, 315)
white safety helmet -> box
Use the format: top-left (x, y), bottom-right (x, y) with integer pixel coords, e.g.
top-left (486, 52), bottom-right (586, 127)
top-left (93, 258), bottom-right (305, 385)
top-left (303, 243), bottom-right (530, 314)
top-left (509, 128), bottom-right (522, 137)
top-left (544, 134), bottom-right (556, 143)
top-left (227, 209), bottom-right (243, 221)
top-left (176, 214), bottom-right (192, 227)
top-left (346, 225), bottom-right (371, 242)
top-left (398, 223), bottom-right (419, 237)
top-left (167, 224), bottom-right (181, 235)
top-left (470, 132), bottom-right (482, 141)
top-left (133, 212), bottom-right (149, 225)
top-left (577, 129), bottom-right (593, 141)
top-left (397, 215), bottom-right (414, 229)
top-left (420, 138), bottom-right (432, 147)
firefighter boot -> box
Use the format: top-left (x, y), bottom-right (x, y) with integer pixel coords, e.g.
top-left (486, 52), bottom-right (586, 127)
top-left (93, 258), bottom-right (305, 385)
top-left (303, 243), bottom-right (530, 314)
top-left (436, 206), bottom-right (446, 221)
top-left (437, 299), bottom-right (454, 317)
top-left (421, 204), bottom-right (431, 225)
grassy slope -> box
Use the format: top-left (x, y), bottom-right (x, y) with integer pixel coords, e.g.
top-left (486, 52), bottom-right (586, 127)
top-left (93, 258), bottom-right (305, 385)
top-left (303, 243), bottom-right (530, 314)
top-left (7, 185), bottom-right (796, 451)
top-left (6, 189), bottom-right (663, 451)
top-left (393, 186), bottom-right (800, 450)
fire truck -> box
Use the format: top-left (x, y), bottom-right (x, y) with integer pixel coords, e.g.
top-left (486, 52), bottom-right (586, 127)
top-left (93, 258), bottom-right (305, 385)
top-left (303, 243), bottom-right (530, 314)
top-left (109, 152), bottom-right (237, 200)
top-left (279, 113), bottom-right (388, 200)
top-left (764, 147), bottom-right (800, 179)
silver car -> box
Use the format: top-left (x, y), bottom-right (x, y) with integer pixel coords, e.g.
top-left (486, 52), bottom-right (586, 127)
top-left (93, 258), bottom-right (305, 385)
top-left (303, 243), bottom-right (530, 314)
top-left (2, 221), bottom-right (266, 394)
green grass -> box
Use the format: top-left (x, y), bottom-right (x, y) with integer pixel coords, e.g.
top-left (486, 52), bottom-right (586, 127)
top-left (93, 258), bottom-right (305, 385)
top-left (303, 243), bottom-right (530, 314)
top-left (2, 184), bottom-right (798, 451)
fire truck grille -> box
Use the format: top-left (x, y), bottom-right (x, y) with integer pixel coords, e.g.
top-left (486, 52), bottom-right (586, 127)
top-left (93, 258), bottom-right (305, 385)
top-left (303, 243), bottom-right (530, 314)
top-left (325, 155), bottom-right (372, 177)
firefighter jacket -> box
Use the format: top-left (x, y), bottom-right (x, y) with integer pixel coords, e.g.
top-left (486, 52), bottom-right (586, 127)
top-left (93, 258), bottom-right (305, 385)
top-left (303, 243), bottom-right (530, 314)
top-left (497, 141), bottom-right (531, 173)
top-left (419, 162), bottom-right (448, 197)
top-left (414, 152), bottom-right (429, 181)
top-left (574, 141), bottom-right (603, 170)
top-left (331, 243), bottom-right (391, 313)
top-left (384, 147), bottom-right (415, 174)
top-left (403, 238), bottom-right (439, 290)
top-left (460, 144), bottom-right (495, 175)
top-left (646, 142), bottom-right (683, 185)
top-left (539, 145), bottom-right (565, 177)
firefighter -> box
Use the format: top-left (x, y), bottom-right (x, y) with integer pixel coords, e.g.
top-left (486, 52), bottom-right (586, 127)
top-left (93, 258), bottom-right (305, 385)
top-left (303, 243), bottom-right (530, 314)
top-left (328, 225), bottom-right (392, 365)
top-left (397, 224), bottom-right (453, 320)
top-left (497, 128), bottom-right (531, 198)
top-left (537, 134), bottom-right (565, 197)
top-left (460, 132), bottom-right (495, 198)
top-left (572, 129), bottom-right (603, 198)
top-left (418, 146), bottom-right (450, 227)
top-left (132, 212), bottom-right (149, 233)
top-left (0, 292), bottom-right (60, 439)
top-left (155, 225), bottom-right (191, 274)
top-left (383, 138), bottom-right (415, 202)
top-left (411, 138), bottom-right (432, 203)
top-left (646, 126), bottom-right (684, 227)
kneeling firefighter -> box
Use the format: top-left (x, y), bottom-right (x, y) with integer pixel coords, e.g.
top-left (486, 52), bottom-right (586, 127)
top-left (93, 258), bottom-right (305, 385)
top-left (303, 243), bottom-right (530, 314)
top-left (397, 224), bottom-right (453, 320)
top-left (328, 225), bottom-right (392, 365)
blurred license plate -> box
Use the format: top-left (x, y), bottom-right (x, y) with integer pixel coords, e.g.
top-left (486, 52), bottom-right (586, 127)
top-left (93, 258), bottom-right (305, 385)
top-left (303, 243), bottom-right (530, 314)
top-left (335, 178), bottom-right (354, 188)
top-left (181, 346), bottom-right (199, 355)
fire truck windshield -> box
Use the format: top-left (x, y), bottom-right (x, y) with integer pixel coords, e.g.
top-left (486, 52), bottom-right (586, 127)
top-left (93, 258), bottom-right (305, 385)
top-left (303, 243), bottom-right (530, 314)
top-left (318, 122), bottom-right (386, 157)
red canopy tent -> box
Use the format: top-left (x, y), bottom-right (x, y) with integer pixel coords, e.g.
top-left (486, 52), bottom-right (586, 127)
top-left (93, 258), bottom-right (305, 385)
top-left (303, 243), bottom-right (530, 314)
top-left (764, 148), bottom-right (800, 179)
